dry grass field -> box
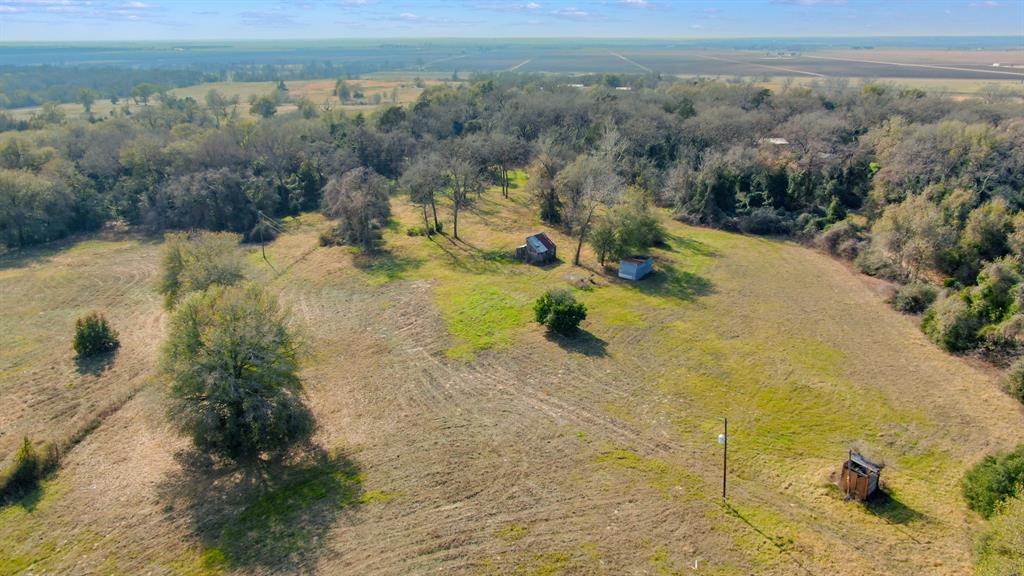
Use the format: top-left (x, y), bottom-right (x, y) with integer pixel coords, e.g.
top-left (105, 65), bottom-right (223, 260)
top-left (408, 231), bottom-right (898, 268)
top-left (2, 177), bottom-right (1024, 575)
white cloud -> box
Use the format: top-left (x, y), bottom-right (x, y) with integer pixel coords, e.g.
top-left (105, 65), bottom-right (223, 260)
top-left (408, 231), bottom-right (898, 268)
top-left (551, 6), bottom-right (597, 20)
top-left (398, 11), bottom-right (419, 20)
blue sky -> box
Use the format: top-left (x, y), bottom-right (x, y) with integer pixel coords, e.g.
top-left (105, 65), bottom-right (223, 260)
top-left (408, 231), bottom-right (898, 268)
top-left (0, 0), bottom-right (1022, 41)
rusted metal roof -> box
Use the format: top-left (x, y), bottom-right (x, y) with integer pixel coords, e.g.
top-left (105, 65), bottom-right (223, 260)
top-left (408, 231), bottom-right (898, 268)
top-left (528, 232), bottom-right (556, 253)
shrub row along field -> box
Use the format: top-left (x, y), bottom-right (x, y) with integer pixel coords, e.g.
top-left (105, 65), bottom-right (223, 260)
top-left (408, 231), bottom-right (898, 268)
top-left (2, 178), bottom-right (1024, 573)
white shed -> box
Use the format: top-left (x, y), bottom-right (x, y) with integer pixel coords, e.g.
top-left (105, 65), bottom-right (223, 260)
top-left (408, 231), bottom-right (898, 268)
top-left (618, 256), bottom-right (653, 281)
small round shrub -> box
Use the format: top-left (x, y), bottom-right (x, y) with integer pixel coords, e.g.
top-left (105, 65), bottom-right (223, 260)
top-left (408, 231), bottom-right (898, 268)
top-left (854, 246), bottom-right (903, 281)
top-left (921, 293), bottom-right (982, 352)
top-left (737, 207), bottom-right (790, 235)
top-left (318, 228), bottom-right (343, 246)
top-left (891, 283), bottom-right (938, 314)
top-left (534, 289), bottom-right (587, 336)
top-left (72, 312), bottom-right (119, 358)
top-left (962, 445), bottom-right (1024, 518)
top-left (1005, 358), bottom-right (1024, 404)
top-left (817, 220), bottom-right (864, 259)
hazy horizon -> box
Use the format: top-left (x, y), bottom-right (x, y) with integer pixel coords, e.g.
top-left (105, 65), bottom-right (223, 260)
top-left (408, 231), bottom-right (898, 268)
top-left (1, 0), bottom-right (1022, 42)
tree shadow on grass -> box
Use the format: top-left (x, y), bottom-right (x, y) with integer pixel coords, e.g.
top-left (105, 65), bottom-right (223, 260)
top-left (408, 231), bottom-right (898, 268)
top-left (621, 263), bottom-right (714, 302)
top-left (427, 235), bottom-right (523, 274)
top-left (724, 502), bottom-right (815, 576)
top-left (75, 351), bottom-right (116, 376)
top-left (0, 482), bottom-right (44, 512)
top-left (663, 232), bottom-right (720, 258)
top-left (157, 447), bottom-right (363, 573)
top-left (865, 490), bottom-right (927, 526)
top-left (352, 249), bottom-right (424, 283)
top-left (545, 328), bottom-right (608, 357)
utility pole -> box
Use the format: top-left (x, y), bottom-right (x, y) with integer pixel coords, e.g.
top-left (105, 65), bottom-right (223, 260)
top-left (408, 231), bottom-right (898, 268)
top-left (719, 417), bottom-right (728, 500)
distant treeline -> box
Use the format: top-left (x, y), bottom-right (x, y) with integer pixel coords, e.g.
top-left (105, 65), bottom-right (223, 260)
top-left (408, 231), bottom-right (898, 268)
top-left (0, 61), bottom-right (404, 110)
top-left (0, 66), bottom-right (216, 108)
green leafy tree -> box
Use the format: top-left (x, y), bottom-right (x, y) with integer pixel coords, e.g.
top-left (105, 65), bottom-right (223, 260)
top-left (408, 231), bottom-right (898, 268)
top-left (72, 312), bottom-right (119, 358)
top-left (77, 88), bottom-right (97, 115)
top-left (961, 199), bottom-right (1012, 263)
top-left (159, 231), bottom-right (245, 309)
top-left (534, 289), bottom-right (588, 336)
top-left (334, 78), bottom-right (351, 102)
top-left (0, 169), bottom-right (73, 247)
top-left (249, 93), bottom-right (279, 118)
top-left (589, 216), bottom-right (625, 267)
top-left (162, 283), bottom-right (314, 463)
top-left (870, 194), bottom-right (953, 280)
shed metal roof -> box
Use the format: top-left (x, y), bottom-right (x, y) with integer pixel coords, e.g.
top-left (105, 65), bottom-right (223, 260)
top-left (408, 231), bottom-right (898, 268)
top-left (527, 232), bottom-right (556, 253)
top-left (849, 451), bottom-right (883, 475)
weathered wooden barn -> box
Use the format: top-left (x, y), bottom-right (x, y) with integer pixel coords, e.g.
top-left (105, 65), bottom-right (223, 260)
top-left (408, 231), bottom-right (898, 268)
top-left (618, 255), bottom-right (653, 280)
top-left (840, 451), bottom-right (884, 502)
top-left (516, 232), bottom-right (557, 264)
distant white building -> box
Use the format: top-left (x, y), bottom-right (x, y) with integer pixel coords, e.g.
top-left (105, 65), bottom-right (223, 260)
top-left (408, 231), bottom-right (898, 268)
top-left (763, 137), bottom-right (789, 145)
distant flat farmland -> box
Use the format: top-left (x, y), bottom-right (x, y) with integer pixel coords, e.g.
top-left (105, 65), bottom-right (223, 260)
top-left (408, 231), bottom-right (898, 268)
top-left (618, 49), bottom-right (1024, 80)
top-left (409, 44), bottom-right (1024, 81)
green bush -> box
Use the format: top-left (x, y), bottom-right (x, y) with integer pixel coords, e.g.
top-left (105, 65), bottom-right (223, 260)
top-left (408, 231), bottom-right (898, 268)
top-left (922, 293), bottom-right (982, 352)
top-left (892, 283), bottom-right (938, 314)
top-left (72, 312), bottom-right (119, 358)
top-left (534, 289), bottom-right (587, 336)
top-left (854, 246), bottom-right (903, 281)
top-left (1005, 358), bottom-right (1024, 404)
top-left (973, 494), bottom-right (1024, 575)
top-left (817, 219), bottom-right (864, 260)
top-left (1, 437), bottom-right (41, 499)
top-left (962, 445), bottom-right (1024, 518)
top-left (737, 207), bottom-right (791, 235)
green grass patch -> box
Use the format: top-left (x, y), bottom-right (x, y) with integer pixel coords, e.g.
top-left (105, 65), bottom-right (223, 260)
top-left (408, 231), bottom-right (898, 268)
top-left (595, 446), bottom-right (702, 500)
top-left (515, 552), bottom-right (571, 576)
top-left (497, 523), bottom-right (529, 542)
top-left (438, 282), bottom-right (532, 360)
top-left (360, 490), bottom-right (400, 505)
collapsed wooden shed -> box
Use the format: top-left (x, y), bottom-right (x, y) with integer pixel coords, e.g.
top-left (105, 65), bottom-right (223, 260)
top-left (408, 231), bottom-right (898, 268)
top-left (840, 450), bottom-right (884, 502)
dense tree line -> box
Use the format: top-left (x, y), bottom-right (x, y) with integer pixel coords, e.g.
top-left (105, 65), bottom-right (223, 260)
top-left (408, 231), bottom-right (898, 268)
top-left (2, 72), bottom-right (1024, 360)
top-left (0, 66), bottom-right (215, 109)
